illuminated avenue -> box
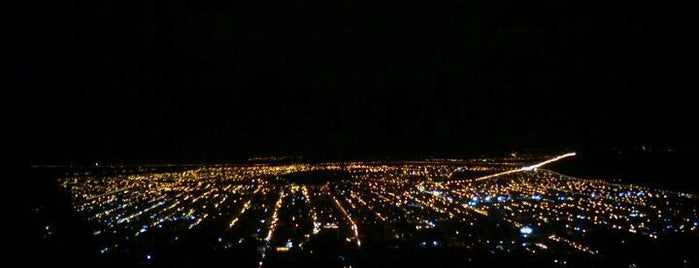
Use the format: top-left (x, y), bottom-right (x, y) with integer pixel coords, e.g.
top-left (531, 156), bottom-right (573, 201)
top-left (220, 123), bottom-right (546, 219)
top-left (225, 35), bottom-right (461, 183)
top-left (59, 153), bottom-right (699, 266)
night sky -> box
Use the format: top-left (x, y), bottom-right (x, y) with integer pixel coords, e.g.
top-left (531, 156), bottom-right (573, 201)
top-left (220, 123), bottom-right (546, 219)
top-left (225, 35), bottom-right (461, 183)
top-left (9, 0), bottom-right (698, 163)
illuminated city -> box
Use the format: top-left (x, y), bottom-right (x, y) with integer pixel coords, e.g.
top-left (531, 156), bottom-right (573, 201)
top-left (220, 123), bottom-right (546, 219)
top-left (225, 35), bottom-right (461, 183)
top-left (54, 153), bottom-right (699, 267)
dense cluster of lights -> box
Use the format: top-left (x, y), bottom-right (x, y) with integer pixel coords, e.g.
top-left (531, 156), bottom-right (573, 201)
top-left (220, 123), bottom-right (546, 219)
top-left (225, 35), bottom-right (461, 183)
top-left (59, 153), bottom-right (698, 266)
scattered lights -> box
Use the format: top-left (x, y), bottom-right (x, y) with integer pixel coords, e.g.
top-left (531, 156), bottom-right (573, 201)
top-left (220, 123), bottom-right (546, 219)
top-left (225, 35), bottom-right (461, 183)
top-left (56, 152), bottom-right (697, 264)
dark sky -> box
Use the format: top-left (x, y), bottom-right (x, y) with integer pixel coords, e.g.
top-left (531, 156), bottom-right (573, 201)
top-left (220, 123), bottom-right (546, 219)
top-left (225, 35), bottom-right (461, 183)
top-left (8, 0), bottom-right (698, 163)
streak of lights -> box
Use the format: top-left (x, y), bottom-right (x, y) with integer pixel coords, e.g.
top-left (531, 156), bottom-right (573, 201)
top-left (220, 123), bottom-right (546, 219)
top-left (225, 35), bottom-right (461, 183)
top-left (331, 194), bottom-right (361, 248)
top-left (228, 185), bottom-right (262, 228)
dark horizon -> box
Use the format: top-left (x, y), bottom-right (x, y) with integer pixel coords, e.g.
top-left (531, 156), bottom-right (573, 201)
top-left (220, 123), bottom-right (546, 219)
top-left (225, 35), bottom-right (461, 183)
top-left (9, 0), bottom-right (698, 165)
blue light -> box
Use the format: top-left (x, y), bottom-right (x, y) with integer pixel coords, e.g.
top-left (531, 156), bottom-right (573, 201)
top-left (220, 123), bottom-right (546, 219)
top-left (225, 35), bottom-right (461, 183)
top-left (146, 254), bottom-right (152, 260)
top-left (484, 196), bottom-right (492, 202)
top-left (520, 226), bottom-right (534, 236)
top-left (557, 195), bottom-right (566, 201)
top-left (471, 196), bottom-right (479, 201)
top-left (531, 194), bottom-right (542, 201)
top-left (497, 195), bottom-right (506, 202)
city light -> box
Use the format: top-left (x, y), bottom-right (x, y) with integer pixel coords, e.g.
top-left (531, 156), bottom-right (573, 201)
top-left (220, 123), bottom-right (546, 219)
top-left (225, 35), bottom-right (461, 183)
top-left (56, 153), bottom-right (698, 266)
